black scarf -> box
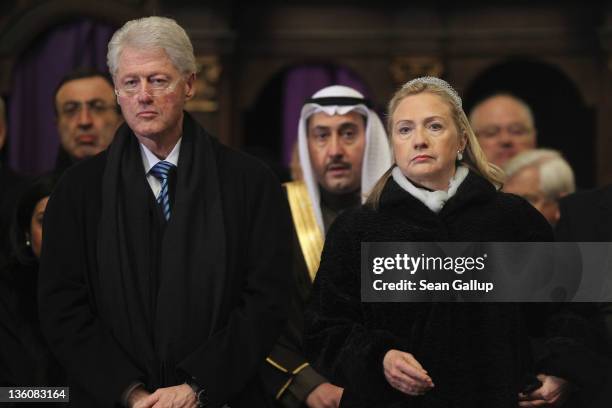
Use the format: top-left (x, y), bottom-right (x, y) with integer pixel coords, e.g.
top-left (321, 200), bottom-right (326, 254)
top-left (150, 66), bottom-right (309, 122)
top-left (97, 113), bottom-right (227, 388)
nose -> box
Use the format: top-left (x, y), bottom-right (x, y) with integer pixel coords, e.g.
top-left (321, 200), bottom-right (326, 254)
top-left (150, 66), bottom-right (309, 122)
top-left (498, 128), bottom-right (514, 146)
top-left (412, 126), bottom-right (429, 150)
top-left (136, 83), bottom-right (154, 104)
top-left (77, 105), bottom-right (93, 128)
top-left (327, 134), bottom-right (345, 158)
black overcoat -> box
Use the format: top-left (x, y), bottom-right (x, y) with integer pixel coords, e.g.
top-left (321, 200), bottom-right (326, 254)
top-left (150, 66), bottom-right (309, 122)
top-left (39, 119), bottom-right (291, 408)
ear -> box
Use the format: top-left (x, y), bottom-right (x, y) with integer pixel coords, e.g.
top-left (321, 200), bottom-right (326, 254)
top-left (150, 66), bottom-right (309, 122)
top-left (531, 128), bottom-right (538, 147)
top-left (184, 73), bottom-right (196, 100)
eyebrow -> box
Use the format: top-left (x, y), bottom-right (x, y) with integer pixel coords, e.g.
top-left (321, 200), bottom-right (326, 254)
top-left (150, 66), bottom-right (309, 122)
top-left (120, 72), bottom-right (171, 79)
top-left (395, 116), bottom-right (445, 125)
top-left (62, 98), bottom-right (108, 105)
top-left (337, 122), bottom-right (360, 132)
top-left (311, 121), bottom-right (360, 130)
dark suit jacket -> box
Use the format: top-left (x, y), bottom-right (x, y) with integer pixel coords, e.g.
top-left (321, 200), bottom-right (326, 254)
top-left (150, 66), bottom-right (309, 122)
top-left (259, 189), bottom-right (327, 407)
top-left (0, 162), bottom-right (26, 267)
top-left (555, 186), bottom-right (612, 408)
top-left (556, 185), bottom-right (612, 241)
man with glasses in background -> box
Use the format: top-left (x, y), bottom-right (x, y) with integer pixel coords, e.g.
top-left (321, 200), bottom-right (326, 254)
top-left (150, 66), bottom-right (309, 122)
top-left (53, 68), bottom-right (122, 173)
top-left (40, 16), bottom-right (290, 408)
top-left (469, 93), bottom-right (537, 167)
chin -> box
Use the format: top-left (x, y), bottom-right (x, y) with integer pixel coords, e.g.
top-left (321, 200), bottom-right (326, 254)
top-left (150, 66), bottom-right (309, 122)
top-left (330, 183), bottom-right (359, 195)
top-left (133, 124), bottom-right (163, 138)
top-left (73, 149), bottom-right (97, 160)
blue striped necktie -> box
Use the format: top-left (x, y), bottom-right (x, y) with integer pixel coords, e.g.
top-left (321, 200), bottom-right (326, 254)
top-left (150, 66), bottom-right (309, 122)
top-left (149, 160), bottom-right (176, 221)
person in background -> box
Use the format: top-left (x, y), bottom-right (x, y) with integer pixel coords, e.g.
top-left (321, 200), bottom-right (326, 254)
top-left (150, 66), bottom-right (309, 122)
top-left (503, 149), bottom-right (575, 226)
top-left (53, 68), bottom-right (122, 173)
top-left (260, 85), bottom-right (391, 408)
top-left (469, 93), bottom-right (536, 167)
top-left (0, 174), bottom-right (64, 390)
top-left (0, 96), bottom-right (27, 268)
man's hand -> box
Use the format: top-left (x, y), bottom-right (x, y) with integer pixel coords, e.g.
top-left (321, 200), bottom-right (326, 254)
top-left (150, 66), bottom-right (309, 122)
top-left (305, 382), bottom-right (344, 408)
top-left (136, 384), bottom-right (197, 408)
top-left (383, 349), bottom-right (434, 396)
top-left (518, 374), bottom-right (570, 407)
top-left (128, 386), bottom-right (152, 408)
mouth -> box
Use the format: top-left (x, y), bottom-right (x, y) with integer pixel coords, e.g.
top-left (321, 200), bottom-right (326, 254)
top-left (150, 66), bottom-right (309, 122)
top-left (76, 134), bottom-right (97, 145)
top-left (411, 155), bottom-right (433, 163)
top-left (137, 111), bottom-right (158, 119)
top-left (326, 163), bottom-right (351, 177)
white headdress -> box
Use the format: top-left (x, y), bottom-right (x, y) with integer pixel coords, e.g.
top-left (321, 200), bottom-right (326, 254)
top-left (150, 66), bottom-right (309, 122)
top-left (297, 85), bottom-right (392, 233)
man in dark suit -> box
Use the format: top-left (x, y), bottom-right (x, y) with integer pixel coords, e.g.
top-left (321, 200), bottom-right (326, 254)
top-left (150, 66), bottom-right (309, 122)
top-left (556, 186), bottom-right (612, 242)
top-left (556, 186), bottom-right (612, 343)
top-left (39, 16), bottom-right (291, 408)
top-left (556, 188), bottom-right (612, 408)
top-left (0, 96), bottom-right (26, 267)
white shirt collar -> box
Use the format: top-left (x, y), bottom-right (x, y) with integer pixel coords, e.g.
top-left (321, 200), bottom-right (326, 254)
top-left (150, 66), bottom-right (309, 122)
top-left (139, 138), bottom-right (182, 174)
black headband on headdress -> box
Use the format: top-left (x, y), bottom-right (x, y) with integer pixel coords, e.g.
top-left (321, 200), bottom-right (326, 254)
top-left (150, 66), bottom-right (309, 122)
top-left (305, 96), bottom-right (372, 108)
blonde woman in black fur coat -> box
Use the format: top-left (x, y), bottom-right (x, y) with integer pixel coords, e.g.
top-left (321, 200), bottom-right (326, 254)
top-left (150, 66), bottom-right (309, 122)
top-left (304, 77), bottom-right (607, 408)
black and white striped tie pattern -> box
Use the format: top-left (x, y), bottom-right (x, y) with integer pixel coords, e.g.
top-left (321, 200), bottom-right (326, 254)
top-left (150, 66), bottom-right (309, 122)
top-left (149, 160), bottom-right (175, 221)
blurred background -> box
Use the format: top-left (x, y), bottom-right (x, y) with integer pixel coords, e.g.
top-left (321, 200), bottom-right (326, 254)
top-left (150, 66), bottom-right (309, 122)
top-left (0, 0), bottom-right (611, 188)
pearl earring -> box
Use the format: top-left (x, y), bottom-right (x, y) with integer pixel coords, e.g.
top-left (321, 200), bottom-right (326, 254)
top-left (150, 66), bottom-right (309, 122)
top-left (26, 239), bottom-right (31, 247)
top-left (457, 150), bottom-right (463, 161)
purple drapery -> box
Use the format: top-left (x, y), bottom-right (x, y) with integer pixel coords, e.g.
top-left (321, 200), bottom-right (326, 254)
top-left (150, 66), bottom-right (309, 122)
top-left (281, 65), bottom-right (369, 166)
top-left (7, 19), bottom-right (116, 175)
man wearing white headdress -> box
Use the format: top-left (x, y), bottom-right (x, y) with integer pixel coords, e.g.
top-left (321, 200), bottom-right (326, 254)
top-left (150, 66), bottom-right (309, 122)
top-left (260, 85), bottom-right (391, 408)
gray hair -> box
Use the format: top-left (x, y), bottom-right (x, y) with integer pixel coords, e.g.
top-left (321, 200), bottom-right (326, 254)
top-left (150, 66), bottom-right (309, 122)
top-left (504, 148), bottom-right (575, 199)
top-left (107, 16), bottom-right (196, 76)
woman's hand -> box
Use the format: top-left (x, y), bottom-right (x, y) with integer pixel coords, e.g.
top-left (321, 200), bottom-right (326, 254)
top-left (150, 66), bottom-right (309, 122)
top-left (518, 374), bottom-right (570, 407)
top-left (383, 349), bottom-right (434, 396)
top-left (139, 384), bottom-right (197, 408)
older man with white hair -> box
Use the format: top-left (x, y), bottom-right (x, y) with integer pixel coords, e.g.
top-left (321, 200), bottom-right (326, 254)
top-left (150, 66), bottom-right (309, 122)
top-left (260, 85), bottom-right (391, 408)
top-left (503, 148), bottom-right (575, 225)
top-left (39, 17), bottom-right (291, 408)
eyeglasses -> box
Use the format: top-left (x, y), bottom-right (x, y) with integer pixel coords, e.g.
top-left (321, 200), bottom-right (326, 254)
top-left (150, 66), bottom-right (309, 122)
top-left (476, 124), bottom-right (533, 139)
top-left (60, 100), bottom-right (117, 118)
top-left (114, 76), bottom-right (181, 98)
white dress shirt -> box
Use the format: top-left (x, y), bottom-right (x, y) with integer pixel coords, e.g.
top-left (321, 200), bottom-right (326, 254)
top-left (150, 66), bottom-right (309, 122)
top-left (139, 138), bottom-right (182, 198)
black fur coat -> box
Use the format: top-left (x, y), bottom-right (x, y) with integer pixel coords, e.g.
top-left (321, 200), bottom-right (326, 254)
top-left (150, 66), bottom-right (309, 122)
top-left (304, 171), bottom-right (605, 408)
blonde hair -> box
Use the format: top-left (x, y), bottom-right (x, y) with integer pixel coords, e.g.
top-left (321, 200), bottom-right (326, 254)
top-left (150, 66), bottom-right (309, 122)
top-left (367, 76), bottom-right (505, 208)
